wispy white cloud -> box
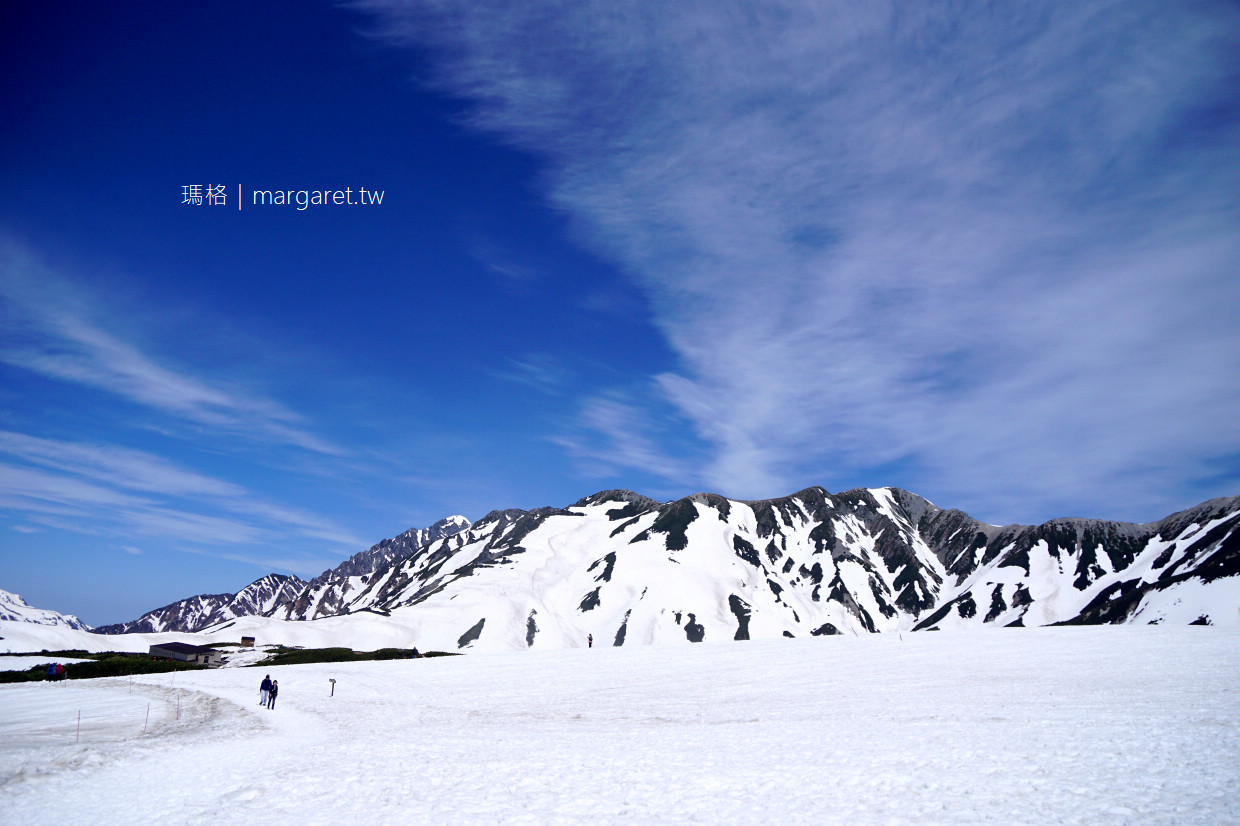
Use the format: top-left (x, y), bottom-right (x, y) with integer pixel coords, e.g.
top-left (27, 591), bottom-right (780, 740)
top-left (0, 430), bottom-right (248, 499)
top-left (492, 354), bottom-right (569, 395)
top-left (0, 235), bottom-right (372, 576)
top-left (468, 235), bottom-right (541, 282)
top-left (0, 238), bottom-right (343, 456)
top-left (0, 434), bottom-right (366, 550)
top-left (550, 390), bottom-right (698, 493)
top-left (364, 0), bottom-right (1240, 522)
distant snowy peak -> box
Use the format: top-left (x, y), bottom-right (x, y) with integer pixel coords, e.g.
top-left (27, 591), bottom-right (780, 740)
top-left (0, 588), bottom-right (92, 631)
top-left (93, 573), bottom-right (305, 635)
top-left (434, 515), bottom-right (471, 533)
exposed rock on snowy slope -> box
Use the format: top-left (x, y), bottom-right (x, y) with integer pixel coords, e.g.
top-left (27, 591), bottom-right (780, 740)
top-left (243, 487), bottom-right (1237, 650)
top-left (93, 573), bottom-right (305, 634)
top-left (918, 494), bottom-right (1240, 630)
top-left (0, 589), bottom-right (92, 631)
top-left (274, 515), bottom-right (471, 621)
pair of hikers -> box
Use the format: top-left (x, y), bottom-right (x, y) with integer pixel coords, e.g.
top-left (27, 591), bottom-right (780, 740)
top-left (259, 674), bottom-right (279, 709)
top-left (45, 663), bottom-right (65, 681)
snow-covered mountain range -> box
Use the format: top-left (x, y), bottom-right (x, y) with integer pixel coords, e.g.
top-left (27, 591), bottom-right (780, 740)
top-left (93, 573), bottom-right (306, 634)
top-left (0, 589), bottom-right (92, 631)
top-left (12, 487), bottom-right (1240, 650)
top-left (311, 486), bottom-right (1238, 648)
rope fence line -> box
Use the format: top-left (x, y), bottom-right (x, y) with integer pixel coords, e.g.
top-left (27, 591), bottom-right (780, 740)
top-left (6, 678), bottom-right (247, 748)
top-left (43, 691), bottom-right (187, 744)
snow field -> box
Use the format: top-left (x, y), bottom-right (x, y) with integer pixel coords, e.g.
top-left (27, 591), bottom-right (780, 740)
top-left (0, 626), bottom-right (1236, 825)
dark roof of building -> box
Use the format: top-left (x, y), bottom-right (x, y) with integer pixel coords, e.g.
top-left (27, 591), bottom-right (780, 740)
top-left (149, 642), bottom-right (217, 655)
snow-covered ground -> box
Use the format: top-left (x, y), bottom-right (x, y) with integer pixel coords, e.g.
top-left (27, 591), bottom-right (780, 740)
top-left (0, 612), bottom-right (441, 655)
top-left (1, 626), bottom-right (1236, 825)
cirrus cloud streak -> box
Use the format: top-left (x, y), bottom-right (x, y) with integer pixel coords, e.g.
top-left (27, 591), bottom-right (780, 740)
top-left (364, 0), bottom-right (1240, 522)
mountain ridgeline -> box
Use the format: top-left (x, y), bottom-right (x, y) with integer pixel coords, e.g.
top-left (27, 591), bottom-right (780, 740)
top-left (95, 516), bottom-right (472, 634)
top-left (93, 573), bottom-right (307, 634)
top-left (94, 488), bottom-right (1239, 645)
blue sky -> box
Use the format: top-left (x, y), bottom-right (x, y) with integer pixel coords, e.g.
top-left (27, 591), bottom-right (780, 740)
top-left (2, 1), bottom-right (1237, 625)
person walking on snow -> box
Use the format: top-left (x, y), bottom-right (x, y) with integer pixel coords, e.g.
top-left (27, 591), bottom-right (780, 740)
top-left (267, 679), bottom-right (278, 709)
top-left (260, 674), bottom-right (272, 706)
top-left (588, 634), bottom-right (593, 648)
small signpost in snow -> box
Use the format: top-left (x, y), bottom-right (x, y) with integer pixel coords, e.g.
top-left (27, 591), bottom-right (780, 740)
top-left (329, 678), bottom-right (336, 697)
